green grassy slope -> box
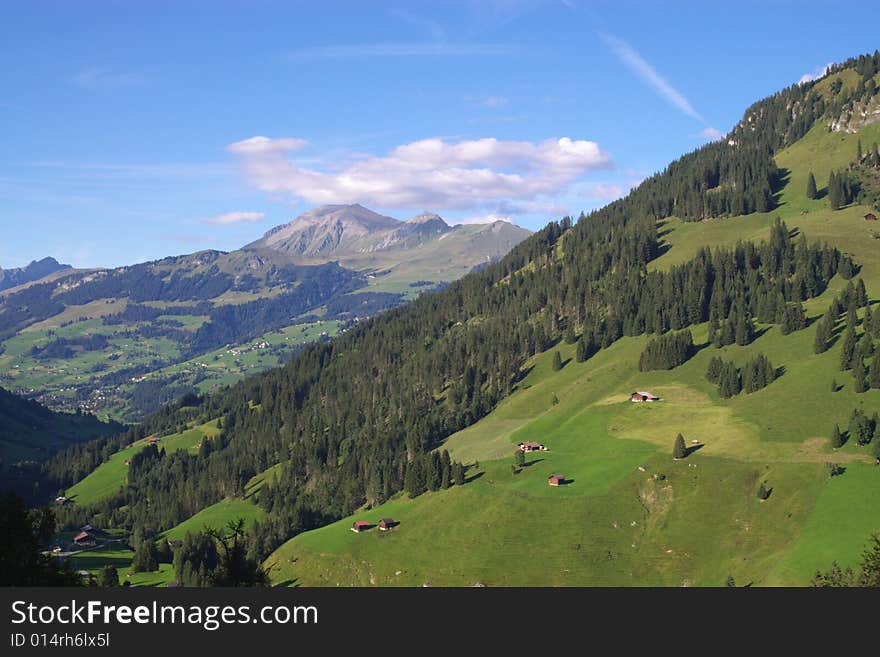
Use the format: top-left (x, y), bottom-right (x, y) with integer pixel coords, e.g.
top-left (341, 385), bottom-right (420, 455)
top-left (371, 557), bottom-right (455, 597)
top-left (161, 498), bottom-right (265, 542)
top-left (266, 119), bottom-right (880, 588)
top-left (66, 419), bottom-right (221, 506)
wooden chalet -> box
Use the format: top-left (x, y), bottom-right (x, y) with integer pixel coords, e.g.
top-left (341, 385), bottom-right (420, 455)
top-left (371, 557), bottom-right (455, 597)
top-left (548, 474), bottom-right (566, 487)
top-left (378, 518), bottom-right (397, 531)
top-left (865, 213), bottom-right (877, 221)
top-left (630, 391), bottom-right (660, 402)
top-left (518, 440), bottom-right (548, 452)
top-left (351, 520), bottom-right (371, 533)
top-left (72, 531), bottom-right (97, 547)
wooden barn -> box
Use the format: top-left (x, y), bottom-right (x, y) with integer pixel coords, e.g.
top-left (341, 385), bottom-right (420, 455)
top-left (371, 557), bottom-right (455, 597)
top-left (378, 518), bottom-right (397, 531)
top-left (72, 531), bottom-right (97, 547)
top-left (865, 212), bottom-right (877, 221)
top-left (351, 520), bottom-right (371, 533)
top-left (518, 440), bottom-right (548, 452)
top-left (630, 391), bottom-right (660, 402)
top-left (548, 474), bottom-right (566, 487)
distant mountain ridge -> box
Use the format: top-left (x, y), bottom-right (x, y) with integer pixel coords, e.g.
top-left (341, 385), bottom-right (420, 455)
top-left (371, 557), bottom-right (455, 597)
top-left (0, 205), bottom-right (530, 421)
top-left (0, 257), bottom-right (70, 292)
top-left (247, 203), bottom-right (530, 261)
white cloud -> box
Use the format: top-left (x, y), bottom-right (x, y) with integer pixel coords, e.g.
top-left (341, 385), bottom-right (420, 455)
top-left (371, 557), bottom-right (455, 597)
top-left (601, 33), bottom-right (704, 123)
top-left (228, 135), bottom-right (612, 214)
top-left (696, 127), bottom-right (724, 141)
top-left (228, 136), bottom-right (308, 155)
top-left (799, 63), bottom-right (834, 84)
top-left (482, 95), bottom-right (509, 108)
top-left (203, 211), bottom-right (266, 225)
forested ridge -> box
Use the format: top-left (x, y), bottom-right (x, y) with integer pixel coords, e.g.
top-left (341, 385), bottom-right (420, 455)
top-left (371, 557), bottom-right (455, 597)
top-left (29, 54), bottom-right (880, 563)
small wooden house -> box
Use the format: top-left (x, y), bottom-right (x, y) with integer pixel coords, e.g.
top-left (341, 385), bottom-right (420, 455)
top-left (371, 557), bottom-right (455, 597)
top-left (351, 520), bottom-right (371, 533)
top-left (630, 391), bottom-right (660, 402)
top-left (378, 518), bottom-right (397, 531)
top-left (54, 496), bottom-right (68, 506)
top-left (548, 474), bottom-right (565, 487)
top-left (72, 531), bottom-right (97, 547)
top-left (865, 213), bottom-right (877, 221)
top-left (518, 440), bottom-right (548, 452)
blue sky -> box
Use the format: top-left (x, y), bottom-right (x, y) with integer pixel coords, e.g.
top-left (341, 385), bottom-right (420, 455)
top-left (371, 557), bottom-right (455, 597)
top-left (1, 0), bottom-right (877, 269)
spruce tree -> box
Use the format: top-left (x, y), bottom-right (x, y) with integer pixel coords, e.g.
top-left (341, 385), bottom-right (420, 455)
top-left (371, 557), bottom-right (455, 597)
top-left (706, 356), bottom-right (723, 383)
top-left (514, 450), bottom-right (525, 468)
top-left (98, 565), bottom-right (119, 587)
top-left (575, 338), bottom-right (587, 362)
top-left (552, 350), bottom-right (563, 371)
top-left (440, 451), bottom-right (452, 489)
top-left (840, 328), bottom-right (857, 371)
top-left (806, 171), bottom-right (818, 200)
top-left (829, 171), bottom-right (841, 209)
top-left (452, 462), bottom-right (465, 486)
top-left (831, 423), bottom-right (844, 448)
top-left (853, 359), bottom-right (869, 393)
top-left (814, 318), bottom-right (831, 354)
top-left (856, 279), bottom-right (868, 307)
top-left (673, 433), bottom-right (687, 459)
top-left (868, 355), bottom-right (880, 389)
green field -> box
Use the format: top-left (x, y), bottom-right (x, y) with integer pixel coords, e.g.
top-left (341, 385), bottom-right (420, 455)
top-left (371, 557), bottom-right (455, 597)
top-left (66, 419), bottom-right (222, 506)
top-left (67, 543), bottom-right (177, 587)
top-left (161, 498), bottom-right (265, 542)
top-left (266, 115), bottom-right (880, 587)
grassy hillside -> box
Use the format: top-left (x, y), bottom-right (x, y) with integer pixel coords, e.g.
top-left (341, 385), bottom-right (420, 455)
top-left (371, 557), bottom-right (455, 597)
top-left (161, 498), bottom-right (265, 542)
top-left (266, 117), bottom-right (880, 588)
top-left (65, 419), bottom-right (221, 506)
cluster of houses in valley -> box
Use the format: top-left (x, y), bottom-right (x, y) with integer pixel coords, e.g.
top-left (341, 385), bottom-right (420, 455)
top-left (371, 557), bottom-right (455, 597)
top-left (48, 524), bottom-right (103, 554)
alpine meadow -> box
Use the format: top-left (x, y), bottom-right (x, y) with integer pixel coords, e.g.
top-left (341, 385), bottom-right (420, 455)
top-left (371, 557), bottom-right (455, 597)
top-left (2, 8), bottom-right (880, 592)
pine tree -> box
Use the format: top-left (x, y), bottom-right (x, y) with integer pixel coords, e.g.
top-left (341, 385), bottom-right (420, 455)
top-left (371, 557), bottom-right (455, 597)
top-left (575, 338), bottom-right (587, 363)
top-left (831, 423), bottom-right (844, 448)
top-left (856, 279), bottom-right (868, 307)
top-left (706, 355), bottom-right (723, 383)
top-left (853, 359), bottom-right (869, 393)
top-left (858, 138), bottom-right (863, 162)
top-left (814, 318), bottom-right (831, 354)
top-left (806, 171), bottom-right (818, 199)
top-left (440, 451), bottom-right (452, 489)
top-left (514, 450), bottom-right (525, 467)
top-left (831, 378), bottom-right (838, 392)
top-left (840, 328), bottom-right (857, 370)
top-left (673, 433), bottom-right (687, 459)
top-left (868, 355), bottom-right (880, 389)
top-left (98, 564), bottom-right (119, 587)
top-left (552, 350), bottom-right (563, 371)
top-left (829, 171), bottom-right (842, 210)
top-left (757, 482), bottom-right (769, 500)
top-left (725, 575), bottom-right (736, 587)
top-left (452, 462), bottom-right (465, 486)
